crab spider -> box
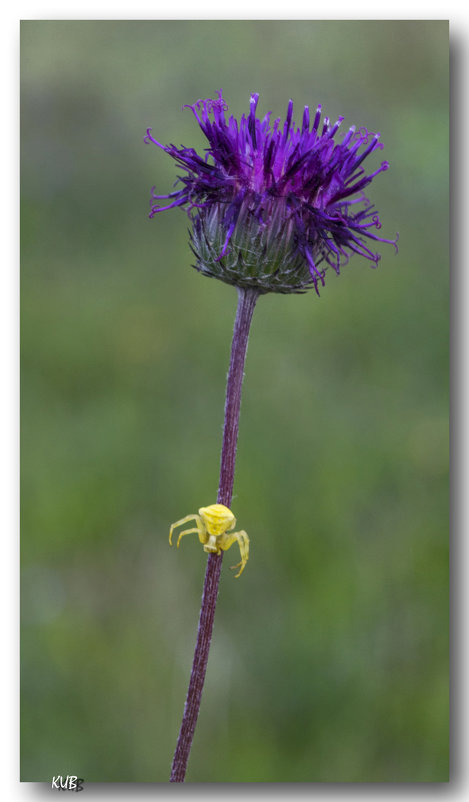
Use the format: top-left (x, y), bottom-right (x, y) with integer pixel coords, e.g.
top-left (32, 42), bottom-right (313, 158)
top-left (169, 503), bottom-right (249, 578)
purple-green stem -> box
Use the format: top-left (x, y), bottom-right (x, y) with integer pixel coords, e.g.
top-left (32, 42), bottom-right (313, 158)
top-left (169, 286), bottom-right (259, 782)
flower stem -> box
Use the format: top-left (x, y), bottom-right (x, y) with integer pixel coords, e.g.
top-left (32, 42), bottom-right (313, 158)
top-left (169, 286), bottom-right (259, 782)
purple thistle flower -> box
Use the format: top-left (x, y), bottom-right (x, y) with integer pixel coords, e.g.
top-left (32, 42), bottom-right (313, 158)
top-left (145, 90), bottom-right (397, 295)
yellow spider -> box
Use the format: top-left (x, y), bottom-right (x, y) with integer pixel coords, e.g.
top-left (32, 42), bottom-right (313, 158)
top-left (169, 504), bottom-right (249, 578)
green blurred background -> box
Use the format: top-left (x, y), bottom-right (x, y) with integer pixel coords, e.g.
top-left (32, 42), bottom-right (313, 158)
top-left (20, 20), bottom-right (448, 783)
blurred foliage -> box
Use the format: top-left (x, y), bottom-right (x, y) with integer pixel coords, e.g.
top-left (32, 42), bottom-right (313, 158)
top-left (20, 20), bottom-right (448, 782)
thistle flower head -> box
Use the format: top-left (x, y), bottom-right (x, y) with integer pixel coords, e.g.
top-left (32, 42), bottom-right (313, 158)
top-left (145, 91), bottom-right (397, 295)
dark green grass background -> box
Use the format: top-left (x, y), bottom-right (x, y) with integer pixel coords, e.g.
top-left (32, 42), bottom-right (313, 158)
top-left (21, 20), bottom-right (448, 782)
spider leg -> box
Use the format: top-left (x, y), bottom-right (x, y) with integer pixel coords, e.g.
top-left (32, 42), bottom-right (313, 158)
top-left (169, 514), bottom-right (205, 546)
top-left (175, 527), bottom-right (199, 548)
top-left (219, 529), bottom-right (249, 577)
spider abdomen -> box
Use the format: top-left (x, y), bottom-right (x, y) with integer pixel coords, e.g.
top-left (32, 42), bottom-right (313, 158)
top-left (199, 504), bottom-right (236, 535)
